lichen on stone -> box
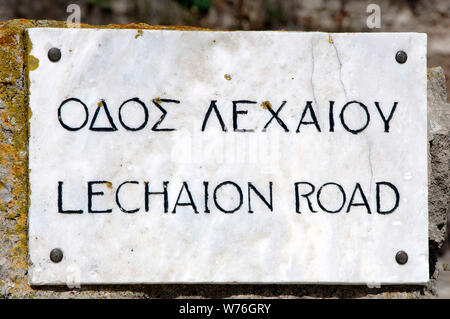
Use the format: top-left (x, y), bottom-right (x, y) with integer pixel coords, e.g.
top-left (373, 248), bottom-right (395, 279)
top-left (0, 18), bottom-right (446, 299)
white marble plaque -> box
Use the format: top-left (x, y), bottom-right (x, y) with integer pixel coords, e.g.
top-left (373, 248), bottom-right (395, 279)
top-left (28, 28), bottom-right (428, 285)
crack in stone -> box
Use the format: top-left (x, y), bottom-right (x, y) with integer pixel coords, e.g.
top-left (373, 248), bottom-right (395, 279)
top-left (330, 36), bottom-right (375, 201)
top-left (331, 39), bottom-right (348, 100)
top-left (311, 38), bottom-right (319, 120)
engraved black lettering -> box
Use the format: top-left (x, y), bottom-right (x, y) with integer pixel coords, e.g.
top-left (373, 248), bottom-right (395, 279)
top-left (144, 181), bottom-right (169, 213)
top-left (294, 182), bottom-right (317, 213)
top-left (376, 181), bottom-right (400, 214)
top-left (172, 181), bottom-right (199, 214)
top-left (374, 102), bottom-right (398, 132)
top-left (340, 101), bottom-right (370, 135)
top-left (262, 101), bottom-right (289, 132)
top-left (203, 181), bottom-right (210, 213)
top-left (317, 182), bottom-right (346, 213)
top-left (116, 181), bottom-right (140, 213)
top-left (152, 98), bottom-right (179, 131)
top-left (58, 181), bottom-right (83, 214)
top-left (58, 98), bottom-right (89, 131)
top-left (201, 100), bottom-right (227, 132)
top-left (296, 101), bottom-right (321, 132)
top-left (88, 181), bottom-right (112, 213)
top-left (118, 97), bottom-right (148, 131)
top-left (233, 100), bottom-right (256, 132)
top-left (248, 182), bottom-right (273, 213)
top-left (89, 99), bottom-right (118, 131)
top-left (346, 183), bottom-right (371, 214)
top-left (329, 101), bottom-right (335, 132)
top-left (214, 181), bottom-right (243, 213)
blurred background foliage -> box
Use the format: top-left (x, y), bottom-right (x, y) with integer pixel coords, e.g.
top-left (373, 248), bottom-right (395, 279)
top-left (0, 0), bottom-right (448, 90)
top-left (0, 0), bottom-right (446, 31)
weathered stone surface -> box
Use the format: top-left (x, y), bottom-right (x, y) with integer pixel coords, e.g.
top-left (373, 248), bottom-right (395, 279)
top-left (427, 67), bottom-right (450, 280)
top-left (0, 19), bottom-right (447, 298)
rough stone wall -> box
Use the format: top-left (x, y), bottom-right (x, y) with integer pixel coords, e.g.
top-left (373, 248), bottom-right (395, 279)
top-left (428, 67), bottom-right (450, 260)
top-left (0, 19), bottom-right (448, 299)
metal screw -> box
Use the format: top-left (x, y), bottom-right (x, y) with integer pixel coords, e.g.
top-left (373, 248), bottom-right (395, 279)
top-left (395, 250), bottom-right (408, 265)
top-left (395, 50), bottom-right (407, 64)
top-left (48, 47), bottom-right (61, 62)
top-left (50, 248), bottom-right (63, 263)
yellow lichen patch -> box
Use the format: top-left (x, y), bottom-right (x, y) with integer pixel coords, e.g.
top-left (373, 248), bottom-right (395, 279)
top-left (135, 29), bottom-right (143, 39)
top-left (0, 200), bottom-right (6, 212)
top-left (0, 142), bottom-right (15, 165)
top-left (1, 112), bottom-right (13, 131)
top-left (427, 68), bottom-right (443, 81)
top-left (101, 23), bottom-right (213, 32)
top-left (27, 107), bottom-right (32, 121)
top-left (224, 74), bottom-right (232, 81)
top-left (0, 20), bottom-right (33, 296)
top-left (0, 29), bottom-right (18, 47)
top-left (0, 31), bottom-right (23, 84)
top-left (153, 97), bottom-right (162, 104)
top-left (261, 101), bottom-right (273, 110)
top-left (106, 182), bottom-right (113, 189)
top-left (0, 19), bottom-right (215, 33)
top-left (27, 54), bottom-right (39, 71)
top-left (328, 35), bottom-right (333, 44)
